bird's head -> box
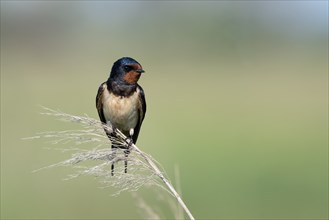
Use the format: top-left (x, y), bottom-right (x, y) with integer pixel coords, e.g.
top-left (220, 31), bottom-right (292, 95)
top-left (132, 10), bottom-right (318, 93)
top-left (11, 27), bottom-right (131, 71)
top-left (109, 57), bottom-right (145, 85)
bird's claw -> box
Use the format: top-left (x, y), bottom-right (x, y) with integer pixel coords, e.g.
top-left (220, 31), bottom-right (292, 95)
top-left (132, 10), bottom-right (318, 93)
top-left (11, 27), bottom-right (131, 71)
top-left (124, 137), bottom-right (133, 150)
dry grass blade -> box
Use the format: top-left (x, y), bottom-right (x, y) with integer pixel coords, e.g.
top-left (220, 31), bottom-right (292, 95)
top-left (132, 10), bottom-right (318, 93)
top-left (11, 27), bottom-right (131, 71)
top-left (28, 107), bottom-right (195, 220)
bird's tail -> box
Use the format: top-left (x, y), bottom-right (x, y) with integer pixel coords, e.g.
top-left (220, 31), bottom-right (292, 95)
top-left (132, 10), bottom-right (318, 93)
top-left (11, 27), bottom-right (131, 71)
top-left (124, 148), bottom-right (130, 173)
top-left (111, 145), bottom-right (131, 176)
top-left (111, 145), bottom-right (116, 176)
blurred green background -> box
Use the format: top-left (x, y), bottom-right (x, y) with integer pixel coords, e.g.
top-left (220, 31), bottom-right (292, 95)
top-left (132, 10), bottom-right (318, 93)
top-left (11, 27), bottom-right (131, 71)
top-left (1, 1), bottom-right (328, 219)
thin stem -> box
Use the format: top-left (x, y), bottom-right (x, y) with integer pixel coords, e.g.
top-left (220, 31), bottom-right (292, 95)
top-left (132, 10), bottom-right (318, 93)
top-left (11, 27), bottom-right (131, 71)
top-left (37, 107), bottom-right (195, 220)
top-left (111, 128), bottom-right (195, 220)
top-left (131, 143), bottom-right (195, 220)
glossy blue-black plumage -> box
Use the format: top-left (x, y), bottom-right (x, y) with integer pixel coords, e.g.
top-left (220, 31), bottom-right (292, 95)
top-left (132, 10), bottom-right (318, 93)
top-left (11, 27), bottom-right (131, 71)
top-left (109, 57), bottom-right (142, 81)
top-left (96, 57), bottom-right (147, 175)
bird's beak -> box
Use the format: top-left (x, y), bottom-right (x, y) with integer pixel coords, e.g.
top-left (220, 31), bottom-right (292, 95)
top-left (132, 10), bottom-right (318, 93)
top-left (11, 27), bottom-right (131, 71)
top-left (136, 69), bottom-right (145, 74)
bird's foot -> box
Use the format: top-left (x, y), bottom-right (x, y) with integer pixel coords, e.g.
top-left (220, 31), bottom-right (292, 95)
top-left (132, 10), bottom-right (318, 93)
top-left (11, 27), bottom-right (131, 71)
top-left (124, 137), bottom-right (133, 148)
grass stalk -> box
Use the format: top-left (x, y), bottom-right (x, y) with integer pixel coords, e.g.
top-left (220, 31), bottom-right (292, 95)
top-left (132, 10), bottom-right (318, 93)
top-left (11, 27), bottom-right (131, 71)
top-left (28, 107), bottom-right (195, 220)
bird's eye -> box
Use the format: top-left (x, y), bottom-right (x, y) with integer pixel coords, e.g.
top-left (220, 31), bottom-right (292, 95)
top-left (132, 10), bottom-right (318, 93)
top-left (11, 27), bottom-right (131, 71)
top-left (124, 65), bottom-right (131, 71)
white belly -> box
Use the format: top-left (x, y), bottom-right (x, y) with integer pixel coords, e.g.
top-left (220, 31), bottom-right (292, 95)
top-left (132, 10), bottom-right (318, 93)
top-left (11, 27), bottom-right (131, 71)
top-left (102, 88), bottom-right (139, 133)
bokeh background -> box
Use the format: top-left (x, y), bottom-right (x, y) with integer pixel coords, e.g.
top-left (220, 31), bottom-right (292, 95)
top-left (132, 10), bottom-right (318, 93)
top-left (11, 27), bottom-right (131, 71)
top-left (1, 1), bottom-right (328, 219)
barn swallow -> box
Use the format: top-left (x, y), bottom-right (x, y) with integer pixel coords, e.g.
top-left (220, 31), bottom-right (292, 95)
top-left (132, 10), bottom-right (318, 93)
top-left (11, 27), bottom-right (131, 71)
top-left (96, 57), bottom-right (146, 175)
